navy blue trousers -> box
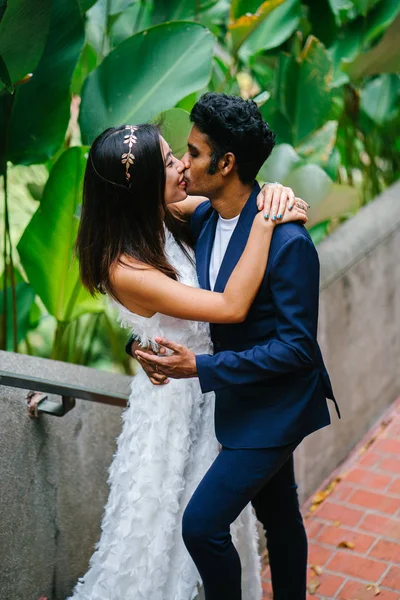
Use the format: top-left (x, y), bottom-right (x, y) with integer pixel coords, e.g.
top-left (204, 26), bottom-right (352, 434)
top-left (182, 441), bottom-right (307, 600)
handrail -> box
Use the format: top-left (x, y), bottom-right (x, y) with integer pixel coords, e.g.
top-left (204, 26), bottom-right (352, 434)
top-left (0, 369), bottom-right (128, 417)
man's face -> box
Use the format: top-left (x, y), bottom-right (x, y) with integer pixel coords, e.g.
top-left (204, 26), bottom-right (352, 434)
top-left (181, 126), bottom-right (222, 197)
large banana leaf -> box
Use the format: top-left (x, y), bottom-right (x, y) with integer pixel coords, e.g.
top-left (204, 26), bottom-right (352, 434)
top-left (78, 0), bottom-right (98, 12)
top-left (0, 0), bottom-right (51, 90)
top-left (17, 147), bottom-right (103, 323)
top-left (329, 0), bottom-right (400, 83)
top-left (264, 38), bottom-right (334, 146)
top-left (360, 74), bottom-right (400, 125)
top-left (296, 121), bottom-right (338, 168)
top-left (153, 108), bottom-right (191, 158)
top-left (110, 2), bottom-right (154, 47)
top-left (3, 0), bottom-right (85, 165)
top-left (306, 182), bottom-right (361, 228)
top-left (283, 164), bottom-right (361, 227)
top-left (239, 0), bottom-right (301, 61)
top-left (344, 13), bottom-right (400, 79)
top-left (228, 0), bottom-right (285, 54)
top-left (79, 22), bottom-right (214, 145)
top-left (258, 144), bottom-right (300, 183)
top-left (152, 0), bottom-right (218, 23)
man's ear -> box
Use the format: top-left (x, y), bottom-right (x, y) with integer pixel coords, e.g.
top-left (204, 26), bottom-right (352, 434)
top-left (220, 152), bottom-right (236, 177)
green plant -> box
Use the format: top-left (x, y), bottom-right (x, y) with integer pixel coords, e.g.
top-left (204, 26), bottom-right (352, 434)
top-left (1, 0), bottom-right (399, 365)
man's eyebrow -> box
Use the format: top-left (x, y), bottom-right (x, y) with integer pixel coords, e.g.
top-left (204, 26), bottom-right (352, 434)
top-left (187, 143), bottom-right (198, 152)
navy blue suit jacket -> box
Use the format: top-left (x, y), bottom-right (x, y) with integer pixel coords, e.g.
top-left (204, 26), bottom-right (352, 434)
top-left (191, 182), bottom-right (340, 449)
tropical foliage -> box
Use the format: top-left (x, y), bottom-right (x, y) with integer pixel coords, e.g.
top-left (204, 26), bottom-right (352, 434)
top-left (1, 0), bottom-right (399, 367)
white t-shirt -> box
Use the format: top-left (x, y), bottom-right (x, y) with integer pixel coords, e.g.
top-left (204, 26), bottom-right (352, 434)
top-left (209, 214), bottom-right (240, 290)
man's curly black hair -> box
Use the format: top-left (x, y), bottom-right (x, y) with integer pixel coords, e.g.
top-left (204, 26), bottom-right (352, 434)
top-left (190, 92), bottom-right (276, 184)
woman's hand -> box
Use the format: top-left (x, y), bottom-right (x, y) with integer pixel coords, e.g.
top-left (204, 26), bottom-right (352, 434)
top-left (257, 183), bottom-right (309, 221)
top-left (254, 200), bottom-right (308, 229)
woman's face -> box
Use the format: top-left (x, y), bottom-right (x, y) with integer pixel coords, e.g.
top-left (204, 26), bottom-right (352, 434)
top-left (161, 136), bottom-right (187, 205)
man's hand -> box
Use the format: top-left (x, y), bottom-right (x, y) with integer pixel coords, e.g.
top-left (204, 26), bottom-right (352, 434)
top-left (132, 340), bottom-right (170, 386)
top-left (135, 337), bottom-right (197, 380)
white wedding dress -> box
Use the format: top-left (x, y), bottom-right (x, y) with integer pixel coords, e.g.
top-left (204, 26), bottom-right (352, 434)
top-left (69, 228), bottom-right (262, 600)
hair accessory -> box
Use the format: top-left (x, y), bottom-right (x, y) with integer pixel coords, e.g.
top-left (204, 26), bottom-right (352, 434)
top-left (121, 125), bottom-right (138, 182)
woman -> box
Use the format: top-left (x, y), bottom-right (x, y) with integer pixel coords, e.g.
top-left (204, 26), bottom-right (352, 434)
top-left (70, 123), bottom-right (307, 600)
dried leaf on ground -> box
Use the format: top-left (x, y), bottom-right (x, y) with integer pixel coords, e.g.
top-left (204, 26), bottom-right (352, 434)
top-left (310, 476), bottom-right (342, 511)
top-left (307, 578), bottom-right (321, 594)
top-left (311, 564), bottom-right (323, 576)
top-left (366, 583), bottom-right (381, 595)
top-left (337, 540), bottom-right (356, 549)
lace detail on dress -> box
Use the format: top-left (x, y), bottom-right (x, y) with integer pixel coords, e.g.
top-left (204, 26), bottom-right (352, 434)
top-left (68, 227), bottom-right (261, 600)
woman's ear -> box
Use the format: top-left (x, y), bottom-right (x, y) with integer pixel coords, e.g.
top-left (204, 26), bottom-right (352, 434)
top-left (220, 152), bottom-right (236, 176)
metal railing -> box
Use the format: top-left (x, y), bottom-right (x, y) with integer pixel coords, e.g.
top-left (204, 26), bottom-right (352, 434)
top-left (0, 369), bottom-right (128, 417)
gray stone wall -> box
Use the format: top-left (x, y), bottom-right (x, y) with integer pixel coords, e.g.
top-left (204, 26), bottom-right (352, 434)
top-left (0, 182), bottom-right (399, 598)
top-left (295, 180), bottom-right (400, 502)
top-left (0, 353), bottom-right (129, 600)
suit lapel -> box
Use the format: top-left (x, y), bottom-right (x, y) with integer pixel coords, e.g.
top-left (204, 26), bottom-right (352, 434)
top-left (195, 209), bottom-right (218, 291)
top-left (213, 182), bottom-right (260, 293)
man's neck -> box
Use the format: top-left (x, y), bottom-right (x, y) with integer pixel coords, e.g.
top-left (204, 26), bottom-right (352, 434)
top-left (210, 181), bottom-right (254, 219)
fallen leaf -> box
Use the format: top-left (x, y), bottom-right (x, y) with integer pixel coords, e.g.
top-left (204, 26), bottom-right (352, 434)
top-left (311, 564), bottom-right (323, 576)
top-left (338, 540), bottom-right (356, 549)
top-left (366, 584), bottom-right (381, 595)
top-left (307, 578), bottom-right (321, 594)
top-left (310, 476), bottom-right (342, 511)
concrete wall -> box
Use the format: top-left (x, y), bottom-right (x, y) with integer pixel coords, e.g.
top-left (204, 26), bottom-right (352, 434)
top-left (0, 353), bottom-right (129, 600)
top-left (0, 182), bottom-right (399, 599)
top-left (295, 180), bottom-right (400, 502)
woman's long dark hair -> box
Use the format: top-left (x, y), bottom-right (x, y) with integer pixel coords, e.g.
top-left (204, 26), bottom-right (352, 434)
top-left (76, 124), bottom-right (193, 299)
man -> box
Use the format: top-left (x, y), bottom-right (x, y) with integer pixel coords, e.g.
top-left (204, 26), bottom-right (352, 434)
top-left (132, 92), bottom-right (340, 600)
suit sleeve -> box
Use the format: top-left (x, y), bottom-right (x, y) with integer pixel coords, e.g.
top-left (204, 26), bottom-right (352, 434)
top-left (196, 235), bottom-right (320, 393)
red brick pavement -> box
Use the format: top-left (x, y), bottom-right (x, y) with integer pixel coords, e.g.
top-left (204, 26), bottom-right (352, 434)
top-left (262, 399), bottom-right (400, 599)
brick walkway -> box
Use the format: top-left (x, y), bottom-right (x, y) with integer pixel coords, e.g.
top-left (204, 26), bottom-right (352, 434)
top-left (262, 399), bottom-right (400, 599)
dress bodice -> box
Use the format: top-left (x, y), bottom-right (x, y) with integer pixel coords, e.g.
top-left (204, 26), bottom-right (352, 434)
top-left (112, 227), bottom-right (213, 355)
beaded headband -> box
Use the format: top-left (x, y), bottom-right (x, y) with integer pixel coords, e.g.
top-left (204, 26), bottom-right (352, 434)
top-left (121, 125), bottom-right (138, 182)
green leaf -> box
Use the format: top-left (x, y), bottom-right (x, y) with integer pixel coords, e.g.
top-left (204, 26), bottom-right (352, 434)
top-left (260, 96), bottom-right (293, 145)
top-left (360, 74), bottom-right (400, 125)
top-left (17, 147), bottom-right (103, 323)
top-left (307, 183), bottom-right (361, 227)
top-left (268, 37), bottom-right (334, 146)
top-left (228, 0), bottom-right (285, 54)
top-left (3, 0), bottom-right (85, 165)
top-left (284, 164), bottom-right (333, 207)
top-left (79, 22), bottom-right (214, 145)
top-left (239, 0), bottom-right (301, 60)
top-left (71, 43), bottom-right (98, 96)
top-left (110, 2), bottom-right (153, 46)
top-left (308, 220), bottom-right (331, 245)
top-left (345, 13), bottom-right (400, 79)
top-left (296, 121), bottom-right (338, 167)
top-left (0, 0), bottom-right (51, 88)
top-left (258, 143), bottom-right (300, 183)
top-left (153, 108), bottom-right (191, 158)
top-left (152, 0), bottom-right (196, 23)
top-left (0, 54), bottom-right (12, 93)
top-left (362, 0), bottom-right (400, 47)
top-left (175, 92), bottom-right (199, 112)
top-left (0, 269), bottom-right (37, 350)
top-left (78, 0), bottom-right (98, 12)
top-left (352, 0), bottom-right (381, 16)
